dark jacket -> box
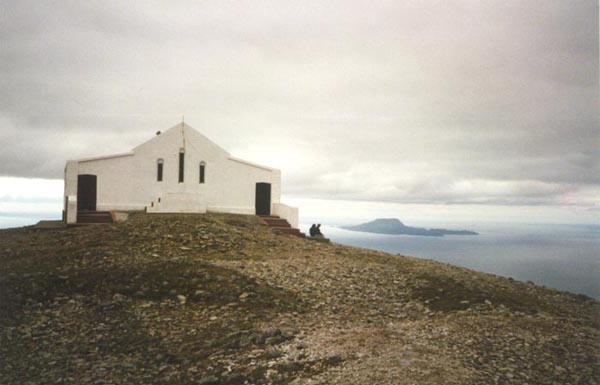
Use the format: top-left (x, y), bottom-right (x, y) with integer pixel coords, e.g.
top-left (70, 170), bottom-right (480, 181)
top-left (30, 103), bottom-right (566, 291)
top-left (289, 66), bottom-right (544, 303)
top-left (315, 224), bottom-right (323, 236)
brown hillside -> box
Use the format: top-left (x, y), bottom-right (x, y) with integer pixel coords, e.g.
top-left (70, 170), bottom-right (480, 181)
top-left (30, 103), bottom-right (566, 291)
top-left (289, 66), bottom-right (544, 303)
top-left (0, 213), bottom-right (598, 384)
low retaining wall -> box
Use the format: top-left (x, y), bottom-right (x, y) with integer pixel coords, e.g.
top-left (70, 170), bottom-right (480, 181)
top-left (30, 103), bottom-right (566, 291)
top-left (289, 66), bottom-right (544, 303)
top-left (272, 203), bottom-right (299, 228)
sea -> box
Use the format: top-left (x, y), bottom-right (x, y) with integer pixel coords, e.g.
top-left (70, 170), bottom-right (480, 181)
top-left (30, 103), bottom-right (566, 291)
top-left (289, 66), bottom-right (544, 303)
top-left (0, 213), bottom-right (62, 229)
top-left (301, 222), bottom-right (600, 299)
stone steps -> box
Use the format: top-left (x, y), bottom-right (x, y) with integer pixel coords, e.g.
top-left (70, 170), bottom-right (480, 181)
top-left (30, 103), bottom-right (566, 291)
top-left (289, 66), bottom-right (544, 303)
top-left (261, 218), bottom-right (292, 227)
top-left (259, 215), bottom-right (305, 238)
top-left (77, 211), bottom-right (113, 224)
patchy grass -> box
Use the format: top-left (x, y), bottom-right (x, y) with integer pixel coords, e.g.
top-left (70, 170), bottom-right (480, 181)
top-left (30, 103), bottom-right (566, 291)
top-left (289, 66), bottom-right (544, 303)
top-left (410, 269), bottom-right (597, 318)
top-left (409, 273), bottom-right (535, 312)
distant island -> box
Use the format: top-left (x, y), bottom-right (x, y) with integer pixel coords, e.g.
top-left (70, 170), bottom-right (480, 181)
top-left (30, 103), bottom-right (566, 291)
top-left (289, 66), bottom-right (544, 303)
top-left (342, 218), bottom-right (478, 237)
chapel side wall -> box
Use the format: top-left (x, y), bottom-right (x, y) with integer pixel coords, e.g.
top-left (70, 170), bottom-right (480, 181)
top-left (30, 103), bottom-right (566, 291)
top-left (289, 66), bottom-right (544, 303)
top-left (206, 159), bottom-right (280, 214)
top-left (270, 169), bottom-right (282, 205)
top-left (76, 155), bottom-right (143, 211)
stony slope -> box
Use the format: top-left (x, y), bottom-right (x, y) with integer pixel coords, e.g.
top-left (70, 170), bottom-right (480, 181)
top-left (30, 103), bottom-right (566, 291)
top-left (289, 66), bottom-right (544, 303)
top-left (0, 213), bottom-right (598, 385)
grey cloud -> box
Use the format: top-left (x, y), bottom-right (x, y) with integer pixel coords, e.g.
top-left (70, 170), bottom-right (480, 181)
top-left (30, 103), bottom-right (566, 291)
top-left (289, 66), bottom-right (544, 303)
top-left (0, 0), bottom-right (597, 207)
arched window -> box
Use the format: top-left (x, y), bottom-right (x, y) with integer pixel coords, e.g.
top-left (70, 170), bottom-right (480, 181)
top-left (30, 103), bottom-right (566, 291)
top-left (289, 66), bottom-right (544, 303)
top-left (199, 161), bottom-right (206, 184)
top-left (157, 159), bottom-right (164, 182)
top-left (178, 148), bottom-right (185, 183)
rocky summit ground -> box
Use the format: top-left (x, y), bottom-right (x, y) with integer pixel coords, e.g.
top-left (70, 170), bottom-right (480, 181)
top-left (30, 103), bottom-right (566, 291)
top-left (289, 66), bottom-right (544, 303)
top-left (0, 213), bottom-right (598, 385)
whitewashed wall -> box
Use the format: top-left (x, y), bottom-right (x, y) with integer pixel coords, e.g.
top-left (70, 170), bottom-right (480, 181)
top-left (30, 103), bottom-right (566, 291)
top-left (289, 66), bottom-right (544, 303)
top-left (273, 203), bottom-right (299, 228)
top-left (64, 123), bottom-right (298, 227)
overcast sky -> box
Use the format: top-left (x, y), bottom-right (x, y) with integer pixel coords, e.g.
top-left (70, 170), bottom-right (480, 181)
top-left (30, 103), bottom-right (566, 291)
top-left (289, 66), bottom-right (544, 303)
top-left (1, 1), bottom-right (598, 220)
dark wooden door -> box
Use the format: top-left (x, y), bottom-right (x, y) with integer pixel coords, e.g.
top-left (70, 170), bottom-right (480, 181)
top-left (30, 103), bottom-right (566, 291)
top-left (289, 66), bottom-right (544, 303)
top-left (77, 174), bottom-right (97, 211)
top-left (255, 183), bottom-right (271, 215)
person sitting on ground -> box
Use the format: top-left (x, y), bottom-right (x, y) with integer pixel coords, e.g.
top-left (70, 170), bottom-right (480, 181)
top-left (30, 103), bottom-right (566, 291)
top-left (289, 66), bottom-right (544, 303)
top-left (309, 224), bottom-right (317, 237)
top-left (315, 224), bottom-right (324, 237)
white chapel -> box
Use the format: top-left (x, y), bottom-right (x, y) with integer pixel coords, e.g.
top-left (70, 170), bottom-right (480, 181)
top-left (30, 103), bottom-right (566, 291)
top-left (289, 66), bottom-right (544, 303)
top-left (63, 122), bottom-right (298, 227)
